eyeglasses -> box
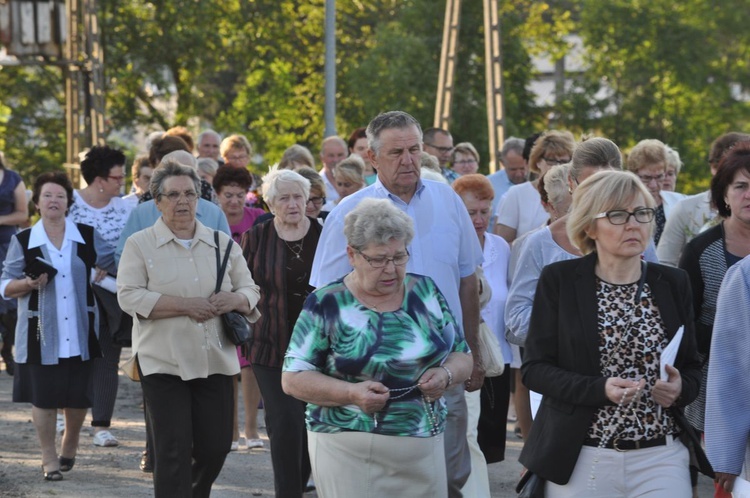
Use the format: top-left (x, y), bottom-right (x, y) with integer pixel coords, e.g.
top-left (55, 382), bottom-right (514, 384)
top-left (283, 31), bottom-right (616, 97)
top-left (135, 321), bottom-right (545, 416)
top-left (453, 159), bottom-right (477, 165)
top-left (160, 190), bottom-right (199, 202)
top-left (637, 173), bottom-right (665, 184)
top-left (226, 154), bottom-right (249, 162)
top-left (107, 174), bottom-right (126, 182)
top-left (542, 157), bottom-right (570, 165)
top-left (594, 208), bottom-right (655, 225)
top-left (425, 143), bottom-right (454, 154)
top-left (357, 249), bottom-right (410, 269)
top-left (307, 196), bottom-right (326, 207)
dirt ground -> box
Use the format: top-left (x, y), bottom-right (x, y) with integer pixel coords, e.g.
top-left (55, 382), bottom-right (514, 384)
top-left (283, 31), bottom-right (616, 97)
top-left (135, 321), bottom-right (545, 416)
top-left (0, 351), bottom-right (715, 497)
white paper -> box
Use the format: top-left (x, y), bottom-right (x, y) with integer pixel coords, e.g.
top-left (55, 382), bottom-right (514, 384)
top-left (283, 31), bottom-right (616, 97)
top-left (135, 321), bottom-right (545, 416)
top-left (660, 326), bottom-right (684, 381)
top-left (90, 269), bottom-right (117, 294)
top-left (732, 476), bottom-right (750, 498)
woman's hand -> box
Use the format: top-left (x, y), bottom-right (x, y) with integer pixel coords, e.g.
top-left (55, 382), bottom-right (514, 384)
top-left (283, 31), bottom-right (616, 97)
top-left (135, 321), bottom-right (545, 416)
top-left (418, 367), bottom-right (450, 402)
top-left (26, 273), bottom-right (48, 291)
top-left (208, 292), bottom-right (243, 314)
top-left (186, 297), bottom-right (218, 323)
top-left (348, 381), bottom-right (390, 414)
top-left (93, 267), bottom-right (108, 283)
top-left (605, 377), bottom-right (646, 405)
top-left (652, 364), bottom-right (682, 408)
top-left (715, 472), bottom-right (737, 493)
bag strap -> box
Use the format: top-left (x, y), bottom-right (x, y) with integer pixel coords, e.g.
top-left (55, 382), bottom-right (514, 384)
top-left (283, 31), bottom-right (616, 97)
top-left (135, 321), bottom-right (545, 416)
top-left (214, 231), bottom-right (233, 293)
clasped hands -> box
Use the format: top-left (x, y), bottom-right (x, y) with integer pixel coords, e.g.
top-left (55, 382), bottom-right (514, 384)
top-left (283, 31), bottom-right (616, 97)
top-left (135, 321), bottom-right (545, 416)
top-left (604, 364), bottom-right (682, 408)
top-left (187, 292), bottom-right (242, 322)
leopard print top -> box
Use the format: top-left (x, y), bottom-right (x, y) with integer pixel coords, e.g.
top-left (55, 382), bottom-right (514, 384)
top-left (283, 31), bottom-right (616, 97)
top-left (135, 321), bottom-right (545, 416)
top-left (587, 278), bottom-right (677, 441)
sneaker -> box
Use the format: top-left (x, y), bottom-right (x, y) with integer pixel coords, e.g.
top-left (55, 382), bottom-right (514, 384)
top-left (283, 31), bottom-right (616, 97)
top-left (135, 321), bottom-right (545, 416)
top-left (230, 440), bottom-right (239, 451)
top-left (93, 430), bottom-right (119, 447)
top-left (247, 438), bottom-right (264, 449)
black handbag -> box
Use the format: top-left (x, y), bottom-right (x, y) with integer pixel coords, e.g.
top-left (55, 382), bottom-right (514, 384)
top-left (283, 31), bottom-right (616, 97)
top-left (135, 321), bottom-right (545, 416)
top-left (516, 470), bottom-right (545, 498)
top-left (214, 231), bottom-right (252, 351)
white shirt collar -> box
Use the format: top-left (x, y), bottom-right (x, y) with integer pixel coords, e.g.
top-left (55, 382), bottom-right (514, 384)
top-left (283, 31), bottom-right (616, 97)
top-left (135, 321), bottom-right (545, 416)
top-left (28, 218), bottom-right (85, 249)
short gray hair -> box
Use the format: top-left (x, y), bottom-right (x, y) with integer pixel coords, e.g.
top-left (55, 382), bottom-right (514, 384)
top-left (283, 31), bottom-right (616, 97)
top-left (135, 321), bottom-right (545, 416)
top-left (261, 167), bottom-right (311, 207)
top-left (344, 198), bottom-right (414, 251)
top-left (500, 137), bottom-right (525, 161)
top-left (150, 159), bottom-right (201, 200)
top-left (197, 157), bottom-right (219, 177)
top-left (366, 111), bottom-right (422, 155)
top-left (198, 129), bottom-right (221, 144)
top-left (664, 145), bottom-right (683, 174)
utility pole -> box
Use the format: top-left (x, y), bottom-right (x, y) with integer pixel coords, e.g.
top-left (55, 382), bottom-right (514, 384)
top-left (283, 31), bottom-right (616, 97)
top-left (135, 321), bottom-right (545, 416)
top-left (434, 0), bottom-right (505, 173)
top-left (323, 0), bottom-right (336, 137)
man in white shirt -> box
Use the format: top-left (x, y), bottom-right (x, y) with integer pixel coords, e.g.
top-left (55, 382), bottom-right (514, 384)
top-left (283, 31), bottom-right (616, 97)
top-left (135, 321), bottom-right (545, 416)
top-left (487, 137), bottom-right (528, 230)
top-left (311, 111), bottom-right (484, 497)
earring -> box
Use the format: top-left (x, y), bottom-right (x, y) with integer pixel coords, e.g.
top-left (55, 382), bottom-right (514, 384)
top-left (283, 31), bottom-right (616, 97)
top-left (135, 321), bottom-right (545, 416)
top-left (568, 186), bottom-right (573, 195)
top-left (99, 188), bottom-right (104, 193)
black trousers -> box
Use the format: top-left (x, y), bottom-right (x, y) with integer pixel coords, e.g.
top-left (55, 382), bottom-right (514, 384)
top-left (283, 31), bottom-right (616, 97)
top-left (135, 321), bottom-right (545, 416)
top-left (140, 366), bottom-right (233, 498)
top-left (254, 365), bottom-right (311, 498)
top-left (477, 365), bottom-right (511, 464)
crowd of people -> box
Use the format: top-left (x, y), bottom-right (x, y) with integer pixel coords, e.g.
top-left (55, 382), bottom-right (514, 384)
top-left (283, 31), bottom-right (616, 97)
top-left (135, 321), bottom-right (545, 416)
top-left (0, 110), bottom-right (749, 498)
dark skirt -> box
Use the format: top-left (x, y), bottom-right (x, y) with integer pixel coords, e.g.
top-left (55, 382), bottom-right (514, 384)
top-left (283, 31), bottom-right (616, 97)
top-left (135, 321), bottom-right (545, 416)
top-left (13, 356), bottom-right (93, 409)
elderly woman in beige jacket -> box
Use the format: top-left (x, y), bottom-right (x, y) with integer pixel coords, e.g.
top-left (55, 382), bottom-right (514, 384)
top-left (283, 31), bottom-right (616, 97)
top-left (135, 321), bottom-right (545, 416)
top-left (118, 160), bottom-right (260, 498)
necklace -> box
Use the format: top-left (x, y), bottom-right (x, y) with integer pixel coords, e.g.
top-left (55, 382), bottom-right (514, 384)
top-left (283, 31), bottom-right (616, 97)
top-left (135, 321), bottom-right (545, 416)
top-left (283, 238), bottom-right (304, 261)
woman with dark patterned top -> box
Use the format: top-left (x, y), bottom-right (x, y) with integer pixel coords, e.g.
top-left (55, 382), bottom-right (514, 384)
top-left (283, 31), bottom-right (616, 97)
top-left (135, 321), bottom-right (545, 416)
top-left (240, 168), bottom-right (323, 498)
top-left (0, 153), bottom-right (29, 375)
top-left (520, 171), bottom-right (709, 496)
top-left (68, 145), bottom-right (133, 448)
top-left (282, 198), bottom-right (473, 498)
top-left (213, 166), bottom-right (265, 451)
top-left (678, 142), bottom-right (750, 490)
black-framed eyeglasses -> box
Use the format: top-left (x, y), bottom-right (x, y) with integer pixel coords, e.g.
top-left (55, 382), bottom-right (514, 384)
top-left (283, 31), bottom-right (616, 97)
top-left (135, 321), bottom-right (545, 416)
top-left (594, 208), bottom-right (655, 225)
top-left (425, 143), bottom-right (454, 154)
top-left (159, 190), bottom-right (199, 202)
top-left (307, 196), bottom-right (326, 207)
top-left (356, 249), bottom-right (410, 269)
top-left (542, 157), bottom-right (570, 165)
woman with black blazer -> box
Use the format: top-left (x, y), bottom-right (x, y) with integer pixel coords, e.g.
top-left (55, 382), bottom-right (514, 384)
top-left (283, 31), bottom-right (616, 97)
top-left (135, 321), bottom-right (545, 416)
top-left (520, 170), bottom-right (710, 497)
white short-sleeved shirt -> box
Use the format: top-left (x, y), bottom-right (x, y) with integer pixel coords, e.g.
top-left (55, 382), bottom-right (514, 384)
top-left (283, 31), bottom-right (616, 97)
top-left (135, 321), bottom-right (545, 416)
top-left (494, 181), bottom-right (548, 238)
top-left (69, 191), bottom-right (133, 250)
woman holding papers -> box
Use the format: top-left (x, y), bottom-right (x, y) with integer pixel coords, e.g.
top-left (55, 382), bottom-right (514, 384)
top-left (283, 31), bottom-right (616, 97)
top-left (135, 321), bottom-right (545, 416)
top-left (0, 172), bottom-right (113, 481)
top-left (519, 171), bottom-right (708, 496)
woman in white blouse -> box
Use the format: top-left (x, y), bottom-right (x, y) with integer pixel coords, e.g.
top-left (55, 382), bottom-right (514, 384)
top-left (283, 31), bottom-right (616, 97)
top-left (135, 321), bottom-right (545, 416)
top-left (1, 172), bottom-right (113, 481)
top-left (493, 130), bottom-right (575, 244)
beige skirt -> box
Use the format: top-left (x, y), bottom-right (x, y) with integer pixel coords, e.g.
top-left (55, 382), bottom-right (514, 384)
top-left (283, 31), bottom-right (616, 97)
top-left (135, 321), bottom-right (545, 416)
top-left (308, 430), bottom-right (448, 498)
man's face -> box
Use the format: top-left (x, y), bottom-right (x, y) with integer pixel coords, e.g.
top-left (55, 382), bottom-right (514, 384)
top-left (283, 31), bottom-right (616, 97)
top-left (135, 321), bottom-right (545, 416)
top-left (320, 141), bottom-right (347, 171)
top-left (369, 125), bottom-right (422, 198)
top-left (502, 150), bottom-right (529, 184)
top-left (424, 132), bottom-right (453, 168)
top-left (197, 134), bottom-right (220, 160)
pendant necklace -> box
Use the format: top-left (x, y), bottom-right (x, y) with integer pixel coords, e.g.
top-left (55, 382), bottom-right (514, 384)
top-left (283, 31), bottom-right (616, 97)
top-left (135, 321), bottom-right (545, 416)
top-left (283, 238), bottom-right (304, 261)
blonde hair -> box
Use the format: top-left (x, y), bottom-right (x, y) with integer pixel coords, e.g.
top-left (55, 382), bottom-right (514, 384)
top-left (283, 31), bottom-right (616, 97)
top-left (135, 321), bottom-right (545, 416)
top-left (220, 134), bottom-right (252, 158)
top-left (542, 163), bottom-right (572, 211)
top-left (529, 130), bottom-right (576, 174)
top-left (626, 139), bottom-right (667, 174)
top-left (567, 170), bottom-right (655, 255)
top-left (334, 155), bottom-right (366, 185)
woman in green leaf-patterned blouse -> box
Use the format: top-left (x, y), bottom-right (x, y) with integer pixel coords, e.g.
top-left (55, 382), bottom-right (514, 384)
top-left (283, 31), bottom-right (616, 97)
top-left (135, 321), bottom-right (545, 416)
top-left (282, 198), bottom-right (473, 498)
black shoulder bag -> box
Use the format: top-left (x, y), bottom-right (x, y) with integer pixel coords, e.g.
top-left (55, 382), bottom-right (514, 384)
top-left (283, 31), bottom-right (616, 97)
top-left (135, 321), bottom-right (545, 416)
top-left (214, 231), bottom-right (252, 352)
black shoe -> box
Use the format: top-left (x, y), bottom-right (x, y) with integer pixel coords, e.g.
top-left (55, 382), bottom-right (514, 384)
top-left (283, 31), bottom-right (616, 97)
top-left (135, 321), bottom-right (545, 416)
top-left (59, 456), bottom-right (75, 472)
top-left (1, 352), bottom-right (13, 376)
top-left (139, 450), bottom-right (153, 473)
top-left (43, 468), bottom-right (63, 481)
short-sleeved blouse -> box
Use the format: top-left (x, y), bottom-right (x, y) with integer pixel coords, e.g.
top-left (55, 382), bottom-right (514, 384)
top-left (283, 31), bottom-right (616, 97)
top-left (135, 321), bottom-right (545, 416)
top-left (284, 273), bottom-right (469, 438)
top-left (69, 192), bottom-right (133, 250)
